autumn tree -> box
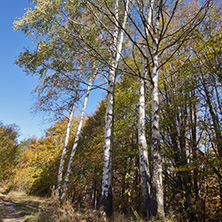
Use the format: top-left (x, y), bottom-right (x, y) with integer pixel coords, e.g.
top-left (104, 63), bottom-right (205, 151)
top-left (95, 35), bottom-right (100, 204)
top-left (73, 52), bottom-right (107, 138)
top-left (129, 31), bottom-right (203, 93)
top-left (114, 0), bottom-right (211, 219)
top-left (86, 0), bottom-right (130, 217)
top-left (14, 0), bottom-right (107, 202)
top-left (0, 122), bottom-right (20, 183)
top-left (187, 4), bottom-right (222, 219)
top-left (14, 118), bottom-right (79, 195)
top-left (157, 3), bottom-right (221, 220)
top-left (14, 0), bottom-right (218, 220)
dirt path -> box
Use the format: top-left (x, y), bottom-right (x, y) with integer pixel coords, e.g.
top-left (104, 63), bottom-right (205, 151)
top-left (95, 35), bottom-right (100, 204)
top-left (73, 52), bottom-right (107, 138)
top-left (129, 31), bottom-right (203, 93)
top-left (0, 193), bottom-right (27, 222)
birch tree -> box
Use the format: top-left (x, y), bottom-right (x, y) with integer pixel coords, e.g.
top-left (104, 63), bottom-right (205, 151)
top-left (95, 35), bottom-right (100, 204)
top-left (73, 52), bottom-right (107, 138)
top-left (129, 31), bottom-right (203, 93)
top-left (116, 0), bottom-right (211, 219)
top-left (138, 0), bottom-right (152, 218)
top-left (60, 68), bottom-right (98, 201)
top-left (14, 0), bottom-right (85, 120)
top-left (149, 1), bottom-right (165, 218)
top-left (14, 0), bottom-right (106, 201)
top-left (14, 0), bottom-right (212, 218)
top-left (56, 72), bottom-right (82, 199)
top-left (87, 0), bottom-right (130, 217)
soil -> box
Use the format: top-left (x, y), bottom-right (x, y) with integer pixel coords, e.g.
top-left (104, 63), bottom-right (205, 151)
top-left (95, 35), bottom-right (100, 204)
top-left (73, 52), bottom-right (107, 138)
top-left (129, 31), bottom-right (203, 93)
top-left (0, 197), bottom-right (27, 222)
top-left (0, 191), bottom-right (28, 222)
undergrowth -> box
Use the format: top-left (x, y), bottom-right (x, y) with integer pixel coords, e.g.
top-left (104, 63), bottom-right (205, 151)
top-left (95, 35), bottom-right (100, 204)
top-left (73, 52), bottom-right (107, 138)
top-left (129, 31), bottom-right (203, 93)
top-left (0, 185), bottom-right (175, 221)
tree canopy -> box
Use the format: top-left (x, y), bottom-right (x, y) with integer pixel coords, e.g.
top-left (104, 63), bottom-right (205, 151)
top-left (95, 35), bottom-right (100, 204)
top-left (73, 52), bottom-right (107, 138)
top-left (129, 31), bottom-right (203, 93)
top-left (2, 0), bottom-right (221, 221)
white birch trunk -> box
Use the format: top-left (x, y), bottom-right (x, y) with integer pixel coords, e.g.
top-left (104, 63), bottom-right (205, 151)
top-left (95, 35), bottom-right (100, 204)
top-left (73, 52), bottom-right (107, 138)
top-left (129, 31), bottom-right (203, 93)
top-left (99, 0), bottom-right (129, 217)
top-left (150, 4), bottom-right (165, 218)
top-left (60, 71), bottom-right (97, 201)
top-left (138, 56), bottom-right (150, 218)
top-left (138, 1), bottom-right (152, 218)
top-left (56, 72), bottom-right (82, 200)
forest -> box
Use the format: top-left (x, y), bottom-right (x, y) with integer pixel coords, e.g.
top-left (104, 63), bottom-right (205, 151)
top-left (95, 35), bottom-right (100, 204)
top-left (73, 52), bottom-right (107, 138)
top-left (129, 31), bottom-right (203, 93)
top-left (0, 0), bottom-right (221, 221)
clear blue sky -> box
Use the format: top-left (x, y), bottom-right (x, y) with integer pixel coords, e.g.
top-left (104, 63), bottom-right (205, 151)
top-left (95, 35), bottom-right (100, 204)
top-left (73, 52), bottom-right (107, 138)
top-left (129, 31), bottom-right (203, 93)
top-left (0, 0), bottom-right (104, 141)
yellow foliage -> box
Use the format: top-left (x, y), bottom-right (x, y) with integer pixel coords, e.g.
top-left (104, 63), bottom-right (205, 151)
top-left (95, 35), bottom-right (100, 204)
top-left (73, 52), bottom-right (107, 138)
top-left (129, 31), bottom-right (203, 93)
top-left (14, 117), bottom-right (79, 195)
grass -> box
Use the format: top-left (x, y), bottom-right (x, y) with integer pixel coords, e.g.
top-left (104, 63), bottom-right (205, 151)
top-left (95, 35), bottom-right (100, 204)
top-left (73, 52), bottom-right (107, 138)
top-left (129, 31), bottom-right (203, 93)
top-left (0, 189), bottom-right (140, 221)
top-left (8, 192), bottom-right (45, 220)
top-left (0, 187), bottom-right (176, 221)
top-left (0, 187), bottom-right (47, 221)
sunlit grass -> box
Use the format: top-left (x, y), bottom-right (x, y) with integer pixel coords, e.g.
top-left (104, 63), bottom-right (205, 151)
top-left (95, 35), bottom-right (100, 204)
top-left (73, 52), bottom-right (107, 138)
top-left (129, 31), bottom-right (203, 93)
top-left (0, 187), bottom-right (176, 221)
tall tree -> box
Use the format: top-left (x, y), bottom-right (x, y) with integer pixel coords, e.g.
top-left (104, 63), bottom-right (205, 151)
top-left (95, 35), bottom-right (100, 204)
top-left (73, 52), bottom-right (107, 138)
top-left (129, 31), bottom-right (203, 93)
top-left (91, 0), bottom-right (130, 217)
top-left (61, 68), bottom-right (98, 200)
top-left (118, 0), bottom-right (210, 218)
top-left (188, 7), bottom-right (222, 216)
top-left (14, 0), bottom-right (215, 219)
top-left (138, 0), bottom-right (152, 219)
top-left (56, 71), bottom-right (82, 199)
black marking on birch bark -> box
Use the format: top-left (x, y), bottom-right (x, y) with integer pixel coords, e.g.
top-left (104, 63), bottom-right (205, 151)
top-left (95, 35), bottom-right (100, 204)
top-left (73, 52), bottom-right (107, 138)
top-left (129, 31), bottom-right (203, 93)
top-left (98, 186), bottom-right (113, 218)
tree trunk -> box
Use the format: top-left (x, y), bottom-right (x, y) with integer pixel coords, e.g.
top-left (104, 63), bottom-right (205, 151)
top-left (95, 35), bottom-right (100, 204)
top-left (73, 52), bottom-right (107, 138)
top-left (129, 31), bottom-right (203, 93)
top-left (99, 64), bottom-right (115, 217)
top-left (138, 1), bottom-right (152, 218)
top-left (150, 6), bottom-right (165, 219)
top-left (138, 55), bottom-right (150, 219)
top-left (61, 71), bottom-right (97, 201)
top-left (56, 72), bottom-right (82, 200)
top-left (98, 0), bottom-right (129, 217)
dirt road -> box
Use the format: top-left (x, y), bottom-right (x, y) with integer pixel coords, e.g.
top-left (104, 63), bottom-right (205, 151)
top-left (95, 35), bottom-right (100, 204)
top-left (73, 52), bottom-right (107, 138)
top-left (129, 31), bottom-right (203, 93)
top-left (0, 193), bottom-right (27, 222)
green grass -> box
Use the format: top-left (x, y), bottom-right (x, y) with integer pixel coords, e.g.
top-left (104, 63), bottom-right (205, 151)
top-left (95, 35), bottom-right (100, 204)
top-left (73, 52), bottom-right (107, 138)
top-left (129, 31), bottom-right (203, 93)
top-left (0, 188), bottom-right (48, 221)
top-left (0, 188), bottom-right (176, 221)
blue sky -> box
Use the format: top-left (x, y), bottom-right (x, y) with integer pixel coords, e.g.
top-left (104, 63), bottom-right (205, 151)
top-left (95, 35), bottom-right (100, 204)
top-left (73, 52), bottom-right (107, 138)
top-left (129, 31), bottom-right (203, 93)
top-left (0, 0), bottom-right (104, 141)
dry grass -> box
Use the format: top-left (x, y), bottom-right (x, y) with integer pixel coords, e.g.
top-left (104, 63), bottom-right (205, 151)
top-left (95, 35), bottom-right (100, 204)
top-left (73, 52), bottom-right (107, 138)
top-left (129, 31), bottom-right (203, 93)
top-left (24, 188), bottom-right (142, 222)
top-left (0, 189), bottom-right (47, 221)
top-left (0, 186), bottom-right (175, 221)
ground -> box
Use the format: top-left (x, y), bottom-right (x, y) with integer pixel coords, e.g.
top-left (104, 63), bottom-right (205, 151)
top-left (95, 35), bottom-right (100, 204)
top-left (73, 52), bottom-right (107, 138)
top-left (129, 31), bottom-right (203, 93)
top-left (0, 188), bottom-right (107, 222)
top-left (0, 187), bottom-right (145, 221)
top-left (0, 188), bottom-right (44, 222)
top-left (0, 195), bottom-right (26, 222)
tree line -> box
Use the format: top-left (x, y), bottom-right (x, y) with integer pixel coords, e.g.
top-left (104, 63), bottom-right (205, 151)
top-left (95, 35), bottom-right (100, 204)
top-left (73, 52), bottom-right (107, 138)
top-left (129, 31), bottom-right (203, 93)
top-left (0, 0), bottom-right (221, 221)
